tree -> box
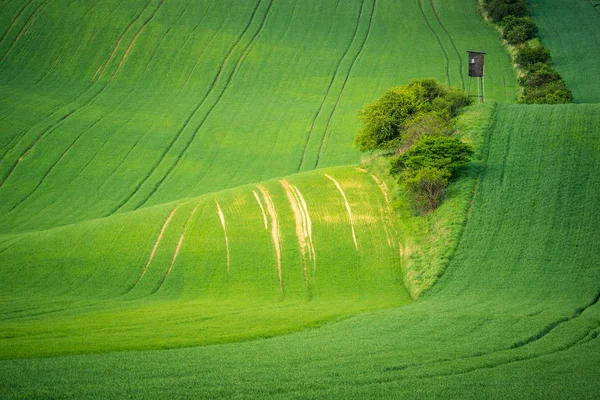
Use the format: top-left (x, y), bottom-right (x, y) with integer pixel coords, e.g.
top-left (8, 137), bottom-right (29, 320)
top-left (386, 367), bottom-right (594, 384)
top-left (403, 167), bottom-right (450, 213)
top-left (515, 44), bottom-right (551, 69)
top-left (501, 16), bottom-right (538, 45)
top-left (482, 0), bottom-right (528, 22)
top-left (390, 136), bottom-right (474, 214)
top-left (354, 79), bottom-right (471, 152)
top-left (390, 136), bottom-right (474, 176)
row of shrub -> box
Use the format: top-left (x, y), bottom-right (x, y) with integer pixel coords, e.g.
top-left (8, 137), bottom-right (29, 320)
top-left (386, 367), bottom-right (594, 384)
top-left (355, 79), bottom-right (474, 214)
top-left (481, 0), bottom-right (572, 104)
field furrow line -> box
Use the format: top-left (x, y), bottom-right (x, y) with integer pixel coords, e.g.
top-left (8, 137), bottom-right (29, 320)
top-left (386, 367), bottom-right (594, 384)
top-left (417, 0), bottom-right (450, 85)
top-left (297, 0), bottom-right (367, 171)
top-left (0, 0), bottom-right (34, 49)
top-left (108, 0), bottom-right (266, 214)
top-left (257, 184), bottom-right (283, 295)
top-left (280, 180), bottom-right (310, 293)
top-left (0, 2), bottom-right (122, 155)
top-left (589, 0), bottom-right (600, 16)
top-left (5, 88), bottom-right (135, 214)
top-left (0, 2), bottom-right (163, 190)
top-left (325, 174), bottom-right (358, 250)
top-left (93, 0), bottom-right (153, 81)
top-left (136, 0), bottom-right (274, 209)
top-left (430, 0), bottom-right (465, 89)
top-left (313, 0), bottom-right (377, 169)
top-left (110, 0), bottom-right (165, 79)
top-left (155, 202), bottom-right (201, 293)
top-left (253, 190), bottom-right (268, 229)
top-left (0, 0), bottom-right (49, 64)
top-left (139, 0), bottom-right (193, 76)
top-left (215, 200), bottom-right (230, 275)
top-left (133, 206), bottom-right (178, 287)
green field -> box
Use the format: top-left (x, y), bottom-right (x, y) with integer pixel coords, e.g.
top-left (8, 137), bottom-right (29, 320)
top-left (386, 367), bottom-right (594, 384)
top-left (3, 104), bottom-right (599, 398)
top-left (1, 0), bottom-right (599, 398)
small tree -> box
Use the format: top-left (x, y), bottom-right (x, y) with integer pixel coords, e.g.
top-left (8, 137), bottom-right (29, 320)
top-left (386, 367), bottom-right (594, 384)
top-left (502, 16), bottom-right (538, 45)
top-left (482, 0), bottom-right (528, 22)
top-left (354, 79), bottom-right (470, 152)
top-left (390, 136), bottom-right (473, 214)
top-left (390, 136), bottom-right (474, 176)
top-left (515, 44), bottom-right (552, 69)
top-left (518, 62), bottom-right (562, 88)
top-left (403, 167), bottom-right (450, 213)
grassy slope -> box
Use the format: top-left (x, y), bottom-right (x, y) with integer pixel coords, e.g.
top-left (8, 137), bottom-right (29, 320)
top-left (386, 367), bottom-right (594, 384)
top-left (530, 0), bottom-right (600, 103)
top-left (2, 104), bottom-right (599, 398)
top-left (0, 0), bottom-right (516, 235)
top-left (0, 166), bottom-right (411, 358)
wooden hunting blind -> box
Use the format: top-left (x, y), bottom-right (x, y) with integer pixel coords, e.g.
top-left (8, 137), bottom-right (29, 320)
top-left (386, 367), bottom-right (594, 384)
top-left (467, 51), bottom-right (486, 102)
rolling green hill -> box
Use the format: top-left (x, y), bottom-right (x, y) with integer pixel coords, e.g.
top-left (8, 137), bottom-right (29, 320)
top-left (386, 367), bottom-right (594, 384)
top-left (2, 104), bottom-right (599, 398)
top-left (0, 0), bottom-right (516, 235)
top-left (2, 0), bottom-right (600, 398)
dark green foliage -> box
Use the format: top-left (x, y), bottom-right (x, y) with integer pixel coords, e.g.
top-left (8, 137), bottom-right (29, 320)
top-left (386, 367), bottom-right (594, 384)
top-left (501, 16), bottom-right (538, 44)
top-left (482, 0), bottom-right (528, 22)
top-left (390, 136), bottom-right (473, 214)
top-left (519, 80), bottom-right (573, 104)
top-left (515, 44), bottom-right (552, 69)
top-left (390, 136), bottom-right (474, 176)
top-left (402, 166), bottom-right (450, 213)
top-left (354, 80), bottom-right (471, 152)
top-left (518, 62), bottom-right (562, 88)
top-left (517, 63), bottom-right (573, 104)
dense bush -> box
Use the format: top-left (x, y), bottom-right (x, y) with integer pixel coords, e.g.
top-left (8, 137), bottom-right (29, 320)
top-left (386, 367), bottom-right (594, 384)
top-left (390, 136), bottom-right (474, 176)
top-left (515, 44), bottom-right (551, 69)
top-left (354, 79), bottom-right (471, 152)
top-left (482, 0), bottom-right (528, 22)
top-left (390, 136), bottom-right (474, 214)
top-left (518, 62), bottom-right (562, 88)
top-left (501, 16), bottom-right (538, 44)
top-left (519, 80), bottom-right (573, 104)
top-left (402, 167), bottom-right (450, 213)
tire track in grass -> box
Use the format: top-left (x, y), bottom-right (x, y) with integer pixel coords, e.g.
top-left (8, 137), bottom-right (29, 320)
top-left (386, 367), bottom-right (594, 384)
top-left (125, 206), bottom-right (178, 294)
top-left (0, 2), bottom-right (122, 157)
top-left (136, 0), bottom-right (274, 209)
top-left (257, 184), bottom-right (283, 296)
top-left (0, 0), bottom-right (34, 50)
top-left (93, 0), bottom-right (153, 81)
top-left (6, 88), bottom-right (135, 214)
top-left (297, 0), bottom-right (367, 171)
top-left (280, 180), bottom-right (313, 295)
top-left (215, 200), bottom-right (231, 275)
top-left (253, 190), bottom-right (268, 229)
top-left (0, 0), bottom-right (49, 64)
top-left (313, 0), bottom-right (377, 169)
top-left (417, 0), bottom-right (450, 85)
top-left (324, 174), bottom-right (358, 250)
top-left (154, 201), bottom-right (201, 293)
top-left (108, 0), bottom-right (268, 214)
top-left (0, 1), bottom-right (164, 189)
top-left (430, 0), bottom-right (465, 89)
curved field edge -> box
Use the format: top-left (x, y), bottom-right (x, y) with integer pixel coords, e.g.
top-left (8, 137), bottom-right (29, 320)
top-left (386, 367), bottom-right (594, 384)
top-left (0, 166), bottom-right (412, 359)
top-left (1, 103), bottom-right (599, 398)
